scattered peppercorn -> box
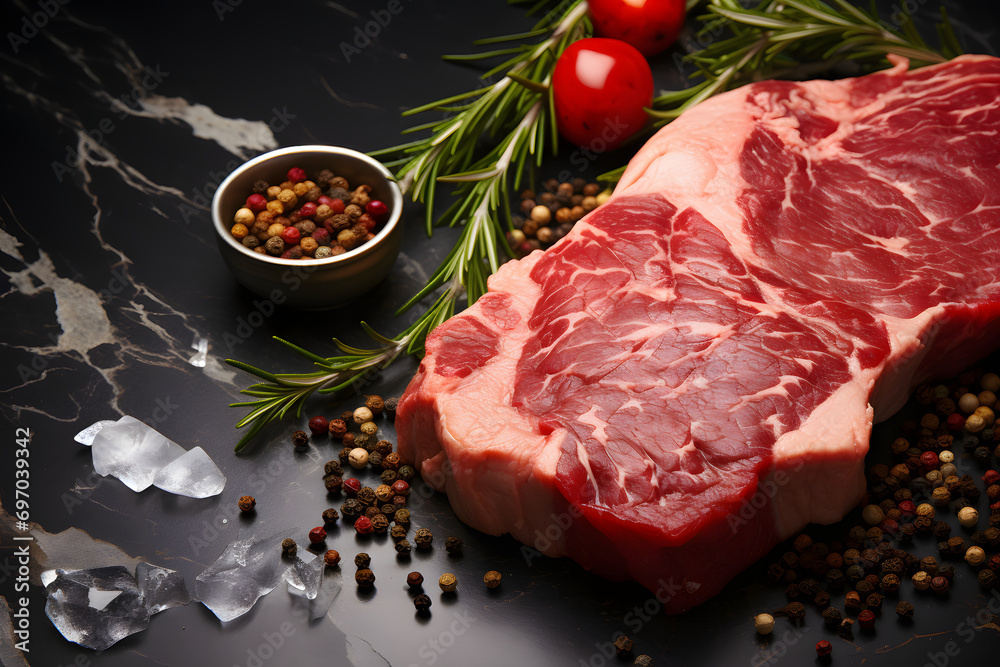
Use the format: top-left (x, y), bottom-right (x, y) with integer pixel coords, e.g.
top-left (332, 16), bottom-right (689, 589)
top-left (308, 415), bottom-right (329, 437)
top-left (356, 568), bottom-right (375, 590)
top-left (634, 656), bottom-right (653, 667)
top-left (413, 593), bottom-right (432, 613)
top-left (292, 430), bottom-right (309, 449)
top-left (328, 419), bottom-right (347, 439)
top-left (324, 474), bottom-right (343, 494)
top-left (365, 395), bottom-right (384, 415)
top-left (354, 516), bottom-right (373, 535)
top-left (438, 573), bottom-right (457, 593)
top-left (281, 538), bottom-right (297, 559)
top-left (237, 495), bottom-right (256, 513)
top-left (395, 539), bottom-right (412, 556)
top-left (613, 635), bottom-right (633, 659)
top-left (308, 527), bottom-right (327, 544)
top-left (445, 536), bottom-right (463, 555)
top-left (816, 640), bottom-right (832, 657)
top-left (323, 549), bottom-right (341, 567)
top-left (414, 528), bottom-right (433, 550)
top-left (483, 570), bottom-right (502, 589)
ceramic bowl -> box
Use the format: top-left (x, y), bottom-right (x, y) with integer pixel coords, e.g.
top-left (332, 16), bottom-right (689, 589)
top-left (212, 145), bottom-right (403, 310)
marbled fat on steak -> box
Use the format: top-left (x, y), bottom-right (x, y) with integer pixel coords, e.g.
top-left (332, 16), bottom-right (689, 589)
top-left (396, 55), bottom-right (1000, 611)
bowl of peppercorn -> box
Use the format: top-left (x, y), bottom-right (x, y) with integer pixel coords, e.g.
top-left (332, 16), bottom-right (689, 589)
top-left (211, 145), bottom-right (404, 310)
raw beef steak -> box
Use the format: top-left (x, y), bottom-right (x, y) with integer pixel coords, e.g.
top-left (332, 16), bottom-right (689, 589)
top-left (396, 55), bottom-right (1000, 612)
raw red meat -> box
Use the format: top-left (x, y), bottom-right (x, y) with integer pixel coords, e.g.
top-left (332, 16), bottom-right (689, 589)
top-left (396, 55), bottom-right (1000, 611)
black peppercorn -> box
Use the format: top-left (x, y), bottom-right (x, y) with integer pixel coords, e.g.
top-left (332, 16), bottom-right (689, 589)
top-left (931, 520), bottom-right (952, 539)
top-left (394, 509), bottom-right (411, 525)
top-left (380, 503), bottom-right (396, 517)
top-left (322, 508), bottom-right (340, 527)
top-left (380, 469), bottom-right (398, 485)
top-left (845, 564), bottom-right (865, 582)
top-left (974, 446), bottom-right (991, 464)
top-left (783, 601), bottom-right (805, 621)
top-left (985, 527), bottom-right (1000, 547)
top-left (445, 536), bottom-right (463, 555)
top-left (407, 571), bottom-right (424, 590)
top-left (937, 564), bottom-right (956, 581)
top-left (767, 563), bottom-right (786, 582)
top-left (292, 430), bottom-right (309, 448)
top-left (813, 591), bottom-right (831, 609)
top-left (338, 447), bottom-right (352, 465)
top-left (839, 617), bottom-right (855, 638)
top-left (371, 514), bottom-right (389, 534)
top-left (978, 569), bottom-right (998, 590)
top-left (947, 536), bottom-right (966, 556)
top-left (364, 506), bottom-right (382, 520)
top-left (825, 569), bottom-right (845, 589)
top-left (390, 524), bottom-right (407, 541)
top-left (324, 474), bottom-right (343, 494)
top-left (356, 568), bottom-right (375, 589)
top-left (341, 498), bottom-right (362, 520)
top-left (398, 464), bottom-right (415, 481)
top-left (822, 607), bottom-right (842, 627)
top-left (355, 553), bottom-right (371, 569)
top-left (365, 395), bottom-right (384, 415)
top-left (797, 579), bottom-right (819, 598)
top-left (375, 440), bottom-right (393, 456)
top-left (614, 635), bottom-right (633, 659)
top-left (357, 486), bottom-right (376, 507)
top-left (634, 656), bottom-right (653, 667)
top-left (368, 451), bottom-right (383, 469)
top-left (413, 593), bottom-right (431, 613)
top-left (384, 397), bottom-right (399, 419)
top-left (866, 593), bottom-right (883, 610)
top-left (414, 528), bottom-right (433, 550)
top-left (780, 551), bottom-right (799, 569)
top-left (844, 591), bottom-right (863, 613)
top-left (971, 531), bottom-right (988, 548)
top-left (324, 460), bottom-right (343, 476)
top-left (393, 495), bottom-right (408, 511)
top-left (281, 538), bottom-right (297, 559)
top-left (855, 580), bottom-right (874, 596)
top-left (395, 539), bottom-right (412, 556)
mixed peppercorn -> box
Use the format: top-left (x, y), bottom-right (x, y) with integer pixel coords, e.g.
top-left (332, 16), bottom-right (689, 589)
top-left (230, 166), bottom-right (390, 260)
top-left (507, 177), bottom-right (611, 258)
top-left (753, 368), bottom-right (1000, 654)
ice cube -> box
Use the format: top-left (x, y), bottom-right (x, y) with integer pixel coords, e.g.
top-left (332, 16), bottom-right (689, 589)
top-left (286, 551), bottom-right (321, 600)
top-left (308, 568), bottom-right (343, 620)
top-left (91, 418), bottom-right (185, 492)
top-left (73, 420), bottom-right (118, 446)
top-left (152, 446), bottom-right (226, 498)
top-left (195, 530), bottom-right (299, 622)
top-left (136, 562), bottom-right (190, 614)
top-left (44, 566), bottom-right (150, 651)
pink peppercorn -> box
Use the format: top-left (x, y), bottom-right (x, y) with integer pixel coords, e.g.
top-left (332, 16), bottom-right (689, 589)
top-left (287, 167), bottom-right (307, 183)
top-left (366, 199), bottom-right (388, 221)
top-left (920, 451), bottom-right (939, 469)
top-left (858, 610), bottom-right (876, 629)
top-left (246, 193), bottom-right (268, 212)
top-left (308, 416), bottom-right (329, 437)
top-left (983, 470), bottom-right (1000, 486)
top-left (329, 198), bottom-right (346, 215)
top-left (357, 213), bottom-right (376, 232)
top-left (318, 195), bottom-right (333, 207)
top-left (947, 413), bottom-right (965, 430)
top-left (298, 202), bottom-right (317, 218)
top-left (354, 516), bottom-right (373, 535)
top-left (309, 526), bottom-right (327, 544)
top-left (281, 227), bottom-right (301, 245)
top-left (343, 478), bottom-right (361, 497)
top-left (816, 640), bottom-right (832, 657)
top-left (898, 500), bottom-right (916, 514)
top-left (880, 519), bottom-right (899, 535)
top-left (391, 480), bottom-right (410, 497)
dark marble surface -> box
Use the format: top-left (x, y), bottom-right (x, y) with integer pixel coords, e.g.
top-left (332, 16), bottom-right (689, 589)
top-left (1, 1), bottom-right (999, 666)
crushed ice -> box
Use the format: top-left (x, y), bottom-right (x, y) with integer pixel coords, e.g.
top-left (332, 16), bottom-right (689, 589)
top-left (74, 416), bottom-right (225, 497)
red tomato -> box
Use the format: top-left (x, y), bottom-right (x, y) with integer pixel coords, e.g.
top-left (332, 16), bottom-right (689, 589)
top-left (552, 38), bottom-right (653, 150)
top-left (588, 0), bottom-right (686, 57)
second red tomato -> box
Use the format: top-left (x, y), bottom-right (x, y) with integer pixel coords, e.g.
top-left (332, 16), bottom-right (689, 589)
top-left (588, 0), bottom-right (687, 57)
top-left (552, 38), bottom-right (654, 150)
